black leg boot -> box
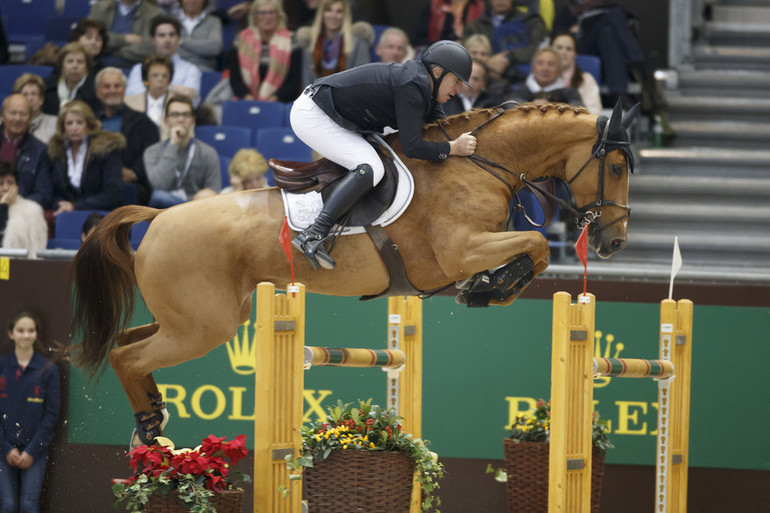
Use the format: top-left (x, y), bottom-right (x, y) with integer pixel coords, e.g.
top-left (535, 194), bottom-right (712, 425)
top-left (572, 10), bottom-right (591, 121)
top-left (292, 164), bottom-right (374, 269)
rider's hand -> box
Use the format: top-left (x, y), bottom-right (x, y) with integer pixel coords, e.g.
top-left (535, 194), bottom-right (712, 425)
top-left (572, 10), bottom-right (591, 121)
top-left (450, 132), bottom-right (477, 157)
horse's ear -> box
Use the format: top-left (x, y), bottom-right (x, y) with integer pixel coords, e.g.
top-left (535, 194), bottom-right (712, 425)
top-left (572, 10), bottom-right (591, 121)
top-left (606, 99), bottom-right (623, 138)
top-left (621, 103), bottom-right (641, 129)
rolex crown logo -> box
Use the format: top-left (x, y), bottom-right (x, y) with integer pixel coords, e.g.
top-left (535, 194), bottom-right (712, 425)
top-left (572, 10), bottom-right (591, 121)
top-left (593, 329), bottom-right (624, 388)
top-left (226, 319), bottom-right (256, 375)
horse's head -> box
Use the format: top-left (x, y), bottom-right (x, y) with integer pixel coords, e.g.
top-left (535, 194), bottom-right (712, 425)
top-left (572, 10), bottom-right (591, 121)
top-left (567, 102), bottom-right (639, 258)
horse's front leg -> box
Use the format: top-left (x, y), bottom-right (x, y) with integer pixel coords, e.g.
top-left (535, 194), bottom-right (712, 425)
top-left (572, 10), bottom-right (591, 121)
top-left (438, 230), bottom-right (550, 306)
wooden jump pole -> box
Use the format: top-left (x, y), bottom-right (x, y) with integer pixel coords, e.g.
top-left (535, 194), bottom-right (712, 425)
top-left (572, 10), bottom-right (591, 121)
top-left (253, 283), bottom-right (423, 513)
top-left (548, 292), bottom-right (693, 513)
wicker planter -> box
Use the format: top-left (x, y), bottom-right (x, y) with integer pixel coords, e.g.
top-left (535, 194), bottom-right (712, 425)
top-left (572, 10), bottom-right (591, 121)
top-left (303, 450), bottom-right (415, 513)
top-left (144, 488), bottom-right (244, 513)
top-left (503, 439), bottom-right (605, 513)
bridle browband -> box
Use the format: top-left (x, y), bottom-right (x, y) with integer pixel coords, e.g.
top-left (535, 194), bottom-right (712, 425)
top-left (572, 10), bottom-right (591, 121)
top-left (437, 105), bottom-right (632, 234)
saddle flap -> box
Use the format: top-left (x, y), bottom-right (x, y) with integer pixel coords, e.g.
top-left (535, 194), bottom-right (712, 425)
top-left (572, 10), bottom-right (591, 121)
top-left (270, 159), bottom-right (345, 192)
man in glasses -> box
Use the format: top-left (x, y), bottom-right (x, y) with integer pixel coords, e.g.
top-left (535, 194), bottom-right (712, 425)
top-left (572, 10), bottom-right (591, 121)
top-left (143, 95), bottom-right (220, 208)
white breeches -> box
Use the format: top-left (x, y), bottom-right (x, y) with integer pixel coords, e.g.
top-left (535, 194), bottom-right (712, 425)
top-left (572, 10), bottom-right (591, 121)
top-left (290, 92), bottom-right (385, 185)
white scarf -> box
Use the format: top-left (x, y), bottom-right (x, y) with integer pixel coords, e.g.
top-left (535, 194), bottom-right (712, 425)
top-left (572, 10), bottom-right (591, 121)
top-left (526, 74), bottom-right (565, 93)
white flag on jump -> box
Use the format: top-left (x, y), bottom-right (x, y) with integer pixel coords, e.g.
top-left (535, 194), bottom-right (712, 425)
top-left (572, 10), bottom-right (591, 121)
top-left (668, 236), bottom-right (682, 300)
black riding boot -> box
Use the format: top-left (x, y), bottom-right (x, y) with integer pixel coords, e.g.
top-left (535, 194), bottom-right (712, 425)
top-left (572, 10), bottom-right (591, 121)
top-left (292, 164), bottom-right (374, 269)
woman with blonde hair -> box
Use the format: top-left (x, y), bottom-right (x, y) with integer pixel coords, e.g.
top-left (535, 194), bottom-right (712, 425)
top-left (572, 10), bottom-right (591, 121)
top-left (224, 148), bottom-right (268, 192)
top-left (302, 0), bottom-right (370, 85)
top-left (224, 0), bottom-right (303, 102)
top-left (12, 73), bottom-right (57, 144)
top-left (48, 101), bottom-right (125, 213)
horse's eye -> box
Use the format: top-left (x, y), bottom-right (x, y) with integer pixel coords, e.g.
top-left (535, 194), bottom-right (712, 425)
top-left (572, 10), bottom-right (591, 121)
top-left (611, 163), bottom-right (623, 177)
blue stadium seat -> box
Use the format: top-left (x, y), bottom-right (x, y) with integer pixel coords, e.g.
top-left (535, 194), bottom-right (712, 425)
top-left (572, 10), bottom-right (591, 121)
top-left (45, 16), bottom-right (80, 42)
top-left (369, 24), bottom-right (389, 62)
top-left (195, 125), bottom-right (253, 158)
top-left (4, 0), bottom-right (57, 44)
top-left (255, 127), bottom-right (312, 162)
top-left (47, 210), bottom-right (108, 250)
top-left (576, 54), bottom-right (602, 85)
top-left (130, 221), bottom-right (149, 250)
top-left (64, 0), bottom-right (98, 18)
top-left (200, 71), bottom-right (223, 103)
top-left (0, 65), bottom-right (55, 95)
top-left (219, 155), bottom-right (231, 188)
top-left (222, 100), bottom-right (286, 131)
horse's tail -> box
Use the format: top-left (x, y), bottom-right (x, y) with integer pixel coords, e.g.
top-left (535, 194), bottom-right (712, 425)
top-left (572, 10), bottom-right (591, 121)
top-left (71, 205), bottom-right (161, 379)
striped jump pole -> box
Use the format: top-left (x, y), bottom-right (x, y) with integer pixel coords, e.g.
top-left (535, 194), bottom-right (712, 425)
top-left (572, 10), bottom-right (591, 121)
top-left (304, 346), bottom-right (406, 369)
top-left (253, 282), bottom-right (423, 513)
top-left (548, 292), bottom-right (693, 513)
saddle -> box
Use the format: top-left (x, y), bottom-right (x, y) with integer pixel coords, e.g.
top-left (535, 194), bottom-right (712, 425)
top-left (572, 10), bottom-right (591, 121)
top-left (270, 138), bottom-right (422, 300)
top-left (270, 141), bottom-right (398, 228)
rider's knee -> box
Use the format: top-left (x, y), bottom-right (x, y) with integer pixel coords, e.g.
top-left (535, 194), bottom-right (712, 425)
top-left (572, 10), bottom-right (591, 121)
top-left (355, 162), bottom-right (384, 185)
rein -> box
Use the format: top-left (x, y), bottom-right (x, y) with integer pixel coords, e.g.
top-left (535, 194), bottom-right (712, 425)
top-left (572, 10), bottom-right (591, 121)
top-left (437, 106), bottom-right (632, 233)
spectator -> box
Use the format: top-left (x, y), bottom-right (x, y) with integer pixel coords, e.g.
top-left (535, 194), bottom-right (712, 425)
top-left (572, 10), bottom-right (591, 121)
top-left (12, 74), bottom-right (58, 144)
top-left (124, 55), bottom-right (174, 138)
top-left (375, 27), bottom-right (411, 64)
top-left (42, 43), bottom-right (101, 117)
top-left (95, 67), bottom-right (159, 206)
top-left (552, 32), bottom-right (601, 114)
top-left (0, 95), bottom-right (53, 209)
top-left (416, 0), bottom-right (486, 45)
top-left (0, 162), bottom-right (47, 258)
top-left (0, 311), bottom-right (61, 513)
top-left (463, 33), bottom-right (512, 100)
top-left (509, 46), bottom-right (583, 106)
top-left (126, 15), bottom-right (203, 105)
top-left (301, 0), bottom-right (370, 86)
top-left (223, 148), bottom-right (269, 193)
top-left (88, 0), bottom-right (163, 67)
top-left (175, 0), bottom-right (223, 71)
top-left (26, 19), bottom-right (109, 70)
top-left (463, 0), bottom-right (548, 82)
top-left (81, 211), bottom-right (105, 243)
top-left (443, 59), bottom-right (498, 115)
top-left (71, 19), bottom-right (111, 73)
top-left (560, 0), bottom-right (644, 102)
top-left (223, 0), bottom-right (303, 102)
top-left (143, 95), bottom-right (220, 208)
top-left (49, 101), bottom-right (126, 213)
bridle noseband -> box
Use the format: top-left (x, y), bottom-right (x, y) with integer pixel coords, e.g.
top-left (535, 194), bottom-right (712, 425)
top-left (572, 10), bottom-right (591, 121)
top-left (438, 106), bottom-right (632, 234)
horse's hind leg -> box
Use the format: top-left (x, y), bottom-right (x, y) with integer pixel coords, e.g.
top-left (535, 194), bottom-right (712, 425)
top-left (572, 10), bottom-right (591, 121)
top-left (115, 323), bottom-right (171, 446)
top-left (108, 299), bottom-right (249, 445)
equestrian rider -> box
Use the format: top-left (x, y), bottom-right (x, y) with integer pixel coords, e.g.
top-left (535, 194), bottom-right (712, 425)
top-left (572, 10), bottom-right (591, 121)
top-left (289, 40), bottom-right (478, 270)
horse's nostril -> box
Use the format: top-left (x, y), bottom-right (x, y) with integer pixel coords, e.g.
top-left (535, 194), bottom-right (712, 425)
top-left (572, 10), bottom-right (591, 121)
top-left (612, 239), bottom-right (626, 251)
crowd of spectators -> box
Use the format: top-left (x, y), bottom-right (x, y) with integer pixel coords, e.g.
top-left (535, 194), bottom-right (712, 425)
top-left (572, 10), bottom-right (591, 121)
top-left (0, 0), bottom-right (655, 257)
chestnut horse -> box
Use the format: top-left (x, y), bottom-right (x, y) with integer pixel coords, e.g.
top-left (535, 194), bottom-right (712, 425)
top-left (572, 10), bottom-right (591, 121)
top-left (71, 103), bottom-right (637, 443)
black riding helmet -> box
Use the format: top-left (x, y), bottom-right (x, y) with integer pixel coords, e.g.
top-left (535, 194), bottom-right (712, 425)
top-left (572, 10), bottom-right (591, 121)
top-left (421, 40), bottom-right (473, 100)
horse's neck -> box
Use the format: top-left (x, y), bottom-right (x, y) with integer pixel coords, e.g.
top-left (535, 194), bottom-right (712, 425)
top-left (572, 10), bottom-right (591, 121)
top-left (449, 108), bottom-right (596, 181)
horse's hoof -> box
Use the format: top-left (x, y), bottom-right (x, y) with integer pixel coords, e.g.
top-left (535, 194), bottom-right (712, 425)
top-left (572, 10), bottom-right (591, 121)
top-left (456, 290), bottom-right (492, 307)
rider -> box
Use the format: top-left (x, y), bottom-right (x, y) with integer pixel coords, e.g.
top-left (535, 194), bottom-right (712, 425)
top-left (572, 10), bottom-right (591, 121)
top-left (289, 40), bottom-right (478, 270)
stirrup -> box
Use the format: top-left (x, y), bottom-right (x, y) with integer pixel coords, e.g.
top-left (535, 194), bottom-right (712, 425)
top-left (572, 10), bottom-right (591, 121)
top-left (292, 233), bottom-right (336, 270)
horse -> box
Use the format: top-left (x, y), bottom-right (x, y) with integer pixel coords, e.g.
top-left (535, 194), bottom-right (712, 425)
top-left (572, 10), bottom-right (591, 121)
top-left (71, 102), bottom-right (638, 443)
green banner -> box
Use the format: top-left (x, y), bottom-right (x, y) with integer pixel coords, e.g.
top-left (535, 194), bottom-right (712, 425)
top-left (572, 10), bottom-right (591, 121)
top-left (67, 292), bottom-right (770, 470)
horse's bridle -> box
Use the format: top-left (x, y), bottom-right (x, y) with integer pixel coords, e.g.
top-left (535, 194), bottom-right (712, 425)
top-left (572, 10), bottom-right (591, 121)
top-left (438, 106), bottom-right (632, 234)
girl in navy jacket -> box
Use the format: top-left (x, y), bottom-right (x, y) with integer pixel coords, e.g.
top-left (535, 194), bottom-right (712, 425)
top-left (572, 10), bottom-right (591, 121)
top-left (0, 311), bottom-right (61, 513)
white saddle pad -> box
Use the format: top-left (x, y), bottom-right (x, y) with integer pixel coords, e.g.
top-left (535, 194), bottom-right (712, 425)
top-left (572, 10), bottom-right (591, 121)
top-left (281, 144), bottom-right (414, 235)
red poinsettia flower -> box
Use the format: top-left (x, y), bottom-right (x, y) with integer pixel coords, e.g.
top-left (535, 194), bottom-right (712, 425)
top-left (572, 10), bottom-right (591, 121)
top-left (222, 434), bottom-right (248, 466)
top-left (167, 451), bottom-right (211, 477)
